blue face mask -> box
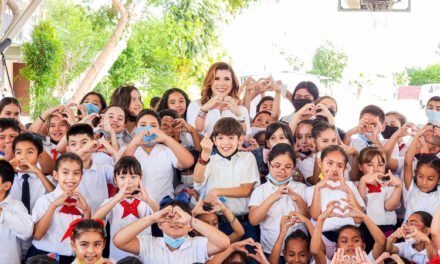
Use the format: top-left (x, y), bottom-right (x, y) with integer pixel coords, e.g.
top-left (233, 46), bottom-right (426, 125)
top-left (359, 133), bottom-right (373, 144)
top-left (426, 110), bottom-right (440, 124)
top-left (266, 173), bottom-right (292, 186)
top-left (85, 103), bottom-right (100, 115)
top-left (135, 126), bottom-right (157, 147)
top-left (95, 129), bottom-right (124, 139)
top-left (163, 234), bottom-right (186, 249)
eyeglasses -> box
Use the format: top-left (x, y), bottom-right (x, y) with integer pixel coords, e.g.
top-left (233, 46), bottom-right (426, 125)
top-left (404, 221), bottom-right (425, 229)
top-left (270, 162), bottom-right (294, 171)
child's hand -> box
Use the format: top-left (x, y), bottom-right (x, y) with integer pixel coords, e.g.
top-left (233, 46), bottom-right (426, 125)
top-left (72, 192), bottom-right (90, 213)
top-left (205, 193), bottom-right (225, 213)
top-left (270, 185), bottom-right (290, 201)
top-left (295, 102), bottom-right (316, 120)
top-left (340, 199), bottom-right (365, 220)
top-left (98, 117), bottom-right (115, 135)
top-left (15, 159), bottom-right (41, 174)
top-left (382, 170), bottom-right (401, 188)
top-left (374, 252), bottom-right (390, 264)
top-left (248, 242), bottom-right (270, 264)
top-left (406, 227), bottom-right (430, 244)
top-left (114, 180), bottom-right (131, 201)
top-left (360, 167), bottom-right (382, 185)
top-left (279, 214), bottom-right (296, 234)
top-left (78, 140), bottom-right (99, 154)
top-left (390, 227), bottom-right (406, 240)
top-left (52, 192), bottom-right (70, 208)
top-left (286, 187), bottom-right (303, 202)
top-left (315, 103), bottom-right (334, 124)
top-left (135, 181), bottom-right (152, 204)
top-left (395, 123), bottom-right (417, 138)
top-left (191, 199), bottom-right (210, 216)
top-left (232, 238), bottom-right (256, 254)
top-left (171, 206), bottom-right (192, 226)
top-left (389, 254), bottom-right (406, 264)
top-left (175, 118), bottom-right (193, 133)
top-left (79, 113), bottom-right (100, 126)
top-left (319, 200), bottom-right (343, 220)
top-left (200, 133), bottom-right (214, 160)
top-left (354, 247), bottom-right (372, 264)
top-left (152, 206), bottom-right (173, 223)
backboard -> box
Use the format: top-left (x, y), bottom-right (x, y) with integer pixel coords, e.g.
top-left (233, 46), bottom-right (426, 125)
top-left (338, 0), bottom-right (411, 12)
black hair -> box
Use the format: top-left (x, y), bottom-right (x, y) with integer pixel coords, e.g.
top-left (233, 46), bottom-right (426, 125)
top-left (25, 255), bottom-right (56, 264)
top-left (253, 130), bottom-right (266, 148)
top-left (256, 95), bottom-right (274, 112)
top-left (265, 122), bottom-right (294, 146)
top-left (359, 105), bottom-right (385, 123)
top-left (212, 117), bottom-right (244, 138)
top-left (156, 88), bottom-right (191, 119)
top-left (385, 111), bottom-right (407, 126)
top-left (292, 81), bottom-right (320, 101)
top-left (252, 110), bottom-right (272, 124)
top-left (110, 84), bottom-right (143, 121)
top-left (336, 225), bottom-right (365, 244)
top-left (427, 96), bottom-right (440, 105)
top-left (295, 120), bottom-right (315, 141)
top-left (411, 211), bottom-right (433, 227)
top-left (321, 145), bottom-right (349, 166)
top-left (0, 118), bottom-right (21, 133)
top-left (66, 124), bottom-right (94, 141)
top-left (415, 154), bottom-right (440, 181)
top-left (12, 132), bottom-right (44, 155)
top-left (312, 120), bottom-right (336, 139)
top-left (268, 143), bottom-right (296, 166)
top-left (55, 152), bottom-right (83, 172)
top-left (80, 91), bottom-right (107, 111)
top-left (223, 251), bottom-right (250, 264)
top-left (0, 160), bottom-right (15, 195)
top-left (158, 109), bottom-right (180, 120)
top-left (116, 256), bottom-right (143, 264)
top-left (150, 97), bottom-right (161, 109)
top-left (71, 219), bottom-right (106, 241)
top-left (136, 109), bottom-right (161, 126)
top-left (102, 105), bottom-right (128, 123)
top-left (284, 229), bottom-right (311, 253)
top-left (0, 97), bottom-right (21, 113)
top-left (114, 156), bottom-right (142, 178)
top-left (161, 200), bottom-right (192, 215)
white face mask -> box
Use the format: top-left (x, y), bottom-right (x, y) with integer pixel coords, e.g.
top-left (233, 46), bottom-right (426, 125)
top-left (405, 237), bottom-right (419, 245)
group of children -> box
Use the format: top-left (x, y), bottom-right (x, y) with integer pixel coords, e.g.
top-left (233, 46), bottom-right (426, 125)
top-left (0, 61), bottom-right (439, 264)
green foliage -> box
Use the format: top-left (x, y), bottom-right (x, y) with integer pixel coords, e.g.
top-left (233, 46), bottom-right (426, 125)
top-left (407, 64), bottom-right (440, 85)
top-left (392, 71), bottom-right (409, 86)
top-left (309, 40), bottom-right (348, 86)
top-left (21, 20), bottom-right (63, 119)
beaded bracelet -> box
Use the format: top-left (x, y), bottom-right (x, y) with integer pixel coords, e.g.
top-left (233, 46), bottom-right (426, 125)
top-left (197, 110), bottom-right (207, 119)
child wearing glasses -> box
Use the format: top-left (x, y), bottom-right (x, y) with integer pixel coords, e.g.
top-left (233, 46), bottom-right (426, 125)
top-left (248, 143), bottom-right (308, 260)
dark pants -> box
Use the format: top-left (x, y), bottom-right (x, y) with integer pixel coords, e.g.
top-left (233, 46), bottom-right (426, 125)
top-left (25, 245), bottom-right (75, 264)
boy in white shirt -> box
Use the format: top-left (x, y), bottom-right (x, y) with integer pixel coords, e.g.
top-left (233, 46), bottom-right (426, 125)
top-left (0, 160), bottom-right (33, 264)
top-left (193, 117), bottom-right (260, 241)
top-left (93, 156), bottom-right (159, 260)
top-left (121, 109), bottom-right (194, 203)
top-left (66, 124), bottom-right (114, 214)
top-left (27, 153), bottom-right (91, 263)
top-left (113, 199), bottom-right (230, 264)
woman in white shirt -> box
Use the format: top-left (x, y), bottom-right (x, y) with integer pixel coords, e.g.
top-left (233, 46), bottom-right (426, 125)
top-left (187, 62), bottom-right (250, 136)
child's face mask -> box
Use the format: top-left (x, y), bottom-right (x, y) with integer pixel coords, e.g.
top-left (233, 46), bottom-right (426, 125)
top-left (163, 234), bottom-right (187, 249)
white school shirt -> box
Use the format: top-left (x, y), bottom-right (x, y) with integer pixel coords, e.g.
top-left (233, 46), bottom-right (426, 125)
top-left (121, 144), bottom-right (178, 202)
top-left (403, 181), bottom-right (440, 220)
top-left (365, 186), bottom-right (397, 226)
top-left (186, 99), bottom-right (251, 136)
top-left (194, 152), bottom-right (260, 215)
top-left (350, 136), bottom-right (399, 157)
top-left (305, 181), bottom-right (366, 232)
top-left (101, 197), bottom-right (153, 261)
top-left (77, 161), bottom-right (114, 214)
top-left (32, 187), bottom-right (85, 256)
top-left (395, 241), bottom-right (430, 264)
top-left (138, 235), bottom-right (209, 264)
top-left (0, 195), bottom-right (33, 264)
top-left (92, 152), bottom-right (115, 166)
top-left (249, 180), bottom-right (307, 254)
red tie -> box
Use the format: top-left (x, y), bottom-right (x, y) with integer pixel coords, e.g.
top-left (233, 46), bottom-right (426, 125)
top-left (60, 198), bottom-right (82, 216)
top-left (50, 149), bottom-right (58, 162)
top-left (366, 183), bottom-right (382, 193)
top-left (120, 199), bottom-right (140, 219)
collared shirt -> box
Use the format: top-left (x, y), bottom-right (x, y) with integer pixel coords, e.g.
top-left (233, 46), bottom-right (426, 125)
top-left (0, 195), bottom-right (33, 264)
top-left (194, 152), bottom-right (260, 215)
top-left (365, 186), bottom-right (397, 226)
top-left (395, 242), bottom-right (430, 264)
top-left (186, 99), bottom-right (251, 136)
top-left (138, 235), bottom-right (209, 264)
top-left (121, 144), bottom-right (178, 202)
top-left (32, 187), bottom-right (85, 256)
top-left (101, 197), bottom-right (153, 260)
top-left (249, 180), bottom-right (307, 254)
top-left (10, 172), bottom-right (54, 212)
top-left (350, 135), bottom-right (399, 157)
top-left (403, 181), bottom-right (440, 221)
top-left (78, 161), bottom-right (114, 214)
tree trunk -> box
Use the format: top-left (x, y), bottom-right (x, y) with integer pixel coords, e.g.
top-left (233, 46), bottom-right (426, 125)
top-left (68, 0), bottom-right (139, 104)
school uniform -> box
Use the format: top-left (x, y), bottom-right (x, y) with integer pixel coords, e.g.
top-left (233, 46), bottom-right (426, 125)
top-left (249, 180), bottom-right (307, 254)
top-left (137, 235), bottom-right (209, 264)
top-left (121, 144), bottom-right (178, 203)
top-left (0, 195), bottom-right (33, 264)
top-left (186, 99), bottom-right (251, 136)
top-left (10, 172), bottom-right (55, 258)
top-left (364, 185), bottom-right (398, 226)
top-left (31, 187), bottom-right (86, 257)
top-left (403, 181), bottom-right (440, 221)
top-left (92, 152), bottom-right (115, 166)
top-left (101, 197), bottom-right (153, 261)
top-left (350, 135), bottom-right (399, 156)
top-left (394, 241), bottom-right (430, 264)
top-left (78, 161), bottom-right (114, 214)
top-left (297, 154), bottom-right (351, 186)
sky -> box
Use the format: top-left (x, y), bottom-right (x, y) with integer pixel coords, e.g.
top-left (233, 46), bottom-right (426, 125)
top-left (220, 0), bottom-right (440, 78)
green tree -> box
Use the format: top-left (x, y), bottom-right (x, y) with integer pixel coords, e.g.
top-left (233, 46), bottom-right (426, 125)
top-left (349, 72), bottom-right (372, 99)
top-left (21, 20), bottom-right (63, 118)
top-left (407, 64), bottom-right (440, 85)
top-left (309, 40), bottom-right (348, 87)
